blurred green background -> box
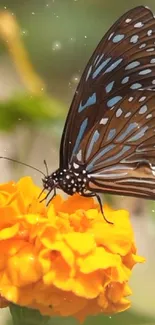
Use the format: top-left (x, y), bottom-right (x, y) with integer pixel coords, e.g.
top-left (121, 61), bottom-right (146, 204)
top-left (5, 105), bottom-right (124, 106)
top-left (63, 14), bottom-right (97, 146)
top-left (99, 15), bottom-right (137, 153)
top-left (0, 0), bottom-right (155, 324)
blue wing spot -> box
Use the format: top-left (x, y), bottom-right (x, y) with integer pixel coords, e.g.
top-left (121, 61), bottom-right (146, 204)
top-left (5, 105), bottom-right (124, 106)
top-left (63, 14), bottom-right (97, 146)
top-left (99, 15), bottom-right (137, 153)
top-left (127, 126), bottom-right (148, 142)
top-left (86, 130), bottom-right (100, 159)
top-left (107, 128), bottom-right (116, 141)
top-left (105, 81), bottom-right (115, 93)
top-left (139, 69), bottom-right (152, 75)
top-left (116, 122), bottom-right (138, 142)
top-left (86, 65), bottom-right (92, 81)
top-left (103, 146), bottom-right (131, 164)
top-left (139, 105), bottom-right (147, 114)
top-left (86, 144), bottom-right (116, 171)
top-left (72, 118), bottom-right (88, 156)
top-left (130, 35), bottom-right (139, 43)
top-left (78, 93), bottom-right (96, 112)
top-left (121, 76), bottom-right (129, 84)
top-left (93, 58), bottom-right (111, 79)
top-left (107, 96), bottom-right (122, 108)
top-left (105, 58), bottom-right (123, 73)
top-left (125, 61), bottom-right (140, 70)
top-left (112, 34), bottom-right (125, 43)
top-left (130, 83), bottom-right (142, 90)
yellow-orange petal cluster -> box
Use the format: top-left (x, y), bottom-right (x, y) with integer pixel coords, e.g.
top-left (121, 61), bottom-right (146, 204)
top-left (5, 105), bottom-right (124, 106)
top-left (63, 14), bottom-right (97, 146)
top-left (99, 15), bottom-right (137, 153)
top-left (0, 177), bottom-right (145, 322)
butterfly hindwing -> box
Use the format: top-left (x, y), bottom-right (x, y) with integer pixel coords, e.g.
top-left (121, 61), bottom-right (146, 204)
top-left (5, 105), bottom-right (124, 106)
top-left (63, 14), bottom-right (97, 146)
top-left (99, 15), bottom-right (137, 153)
top-left (72, 89), bottom-right (155, 199)
top-left (60, 6), bottom-right (155, 169)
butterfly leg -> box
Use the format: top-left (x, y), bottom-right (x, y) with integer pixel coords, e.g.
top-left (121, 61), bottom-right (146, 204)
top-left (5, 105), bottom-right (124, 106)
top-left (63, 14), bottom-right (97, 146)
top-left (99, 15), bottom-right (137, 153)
top-left (95, 193), bottom-right (113, 224)
top-left (39, 187), bottom-right (56, 204)
top-left (83, 192), bottom-right (113, 224)
top-left (47, 187), bottom-right (56, 206)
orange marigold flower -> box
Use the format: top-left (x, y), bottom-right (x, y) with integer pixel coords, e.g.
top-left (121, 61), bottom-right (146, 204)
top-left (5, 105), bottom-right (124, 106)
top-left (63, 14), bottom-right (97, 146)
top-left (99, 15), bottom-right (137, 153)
top-left (0, 177), bottom-right (145, 322)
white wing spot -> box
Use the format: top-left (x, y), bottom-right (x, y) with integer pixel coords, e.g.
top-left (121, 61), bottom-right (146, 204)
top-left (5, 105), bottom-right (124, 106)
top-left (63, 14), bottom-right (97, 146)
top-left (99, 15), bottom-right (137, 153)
top-left (150, 58), bottom-right (155, 63)
top-left (146, 114), bottom-right (152, 119)
top-left (134, 22), bottom-right (144, 28)
top-left (139, 105), bottom-right (147, 114)
top-left (146, 48), bottom-right (154, 52)
top-left (139, 69), bottom-right (152, 75)
top-left (152, 80), bottom-right (155, 85)
top-left (147, 30), bottom-right (153, 36)
top-left (125, 18), bottom-right (131, 23)
top-left (73, 163), bottom-right (79, 169)
top-left (108, 32), bottom-right (114, 40)
top-left (100, 117), bottom-right (108, 125)
top-left (128, 97), bottom-right (134, 102)
top-left (125, 112), bottom-right (131, 118)
top-left (139, 43), bottom-right (146, 49)
top-left (130, 35), bottom-right (139, 44)
top-left (116, 108), bottom-right (123, 117)
top-left (139, 96), bottom-right (146, 102)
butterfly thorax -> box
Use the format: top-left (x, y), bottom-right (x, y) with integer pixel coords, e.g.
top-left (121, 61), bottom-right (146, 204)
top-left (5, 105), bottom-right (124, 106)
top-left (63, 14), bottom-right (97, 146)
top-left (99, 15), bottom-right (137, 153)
top-left (46, 168), bottom-right (89, 195)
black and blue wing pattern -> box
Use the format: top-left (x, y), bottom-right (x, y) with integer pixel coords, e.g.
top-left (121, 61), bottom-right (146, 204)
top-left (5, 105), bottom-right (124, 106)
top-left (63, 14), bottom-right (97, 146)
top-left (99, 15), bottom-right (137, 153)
top-left (74, 89), bottom-right (155, 199)
top-left (60, 6), bottom-right (155, 171)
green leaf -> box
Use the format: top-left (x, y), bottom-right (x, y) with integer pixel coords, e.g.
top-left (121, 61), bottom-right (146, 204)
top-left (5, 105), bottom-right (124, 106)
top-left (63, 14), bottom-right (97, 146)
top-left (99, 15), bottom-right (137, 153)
top-left (10, 304), bottom-right (50, 325)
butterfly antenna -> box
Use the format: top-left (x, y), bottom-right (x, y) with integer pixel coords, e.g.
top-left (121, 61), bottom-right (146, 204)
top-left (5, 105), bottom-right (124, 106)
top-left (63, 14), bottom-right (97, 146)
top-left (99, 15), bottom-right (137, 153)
top-left (0, 156), bottom-right (46, 177)
top-left (43, 159), bottom-right (49, 176)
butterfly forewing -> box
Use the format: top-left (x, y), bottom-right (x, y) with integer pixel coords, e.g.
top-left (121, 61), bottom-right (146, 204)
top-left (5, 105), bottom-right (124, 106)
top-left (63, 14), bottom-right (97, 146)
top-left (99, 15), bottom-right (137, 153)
top-left (60, 6), bottom-right (155, 169)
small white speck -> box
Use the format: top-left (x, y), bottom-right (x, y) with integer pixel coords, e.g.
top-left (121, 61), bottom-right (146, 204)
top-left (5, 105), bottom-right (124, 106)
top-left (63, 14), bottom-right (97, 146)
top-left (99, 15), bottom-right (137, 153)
top-left (73, 188), bottom-right (76, 192)
top-left (52, 41), bottom-right (62, 51)
top-left (128, 97), bottom-right (134, 102)
top-left (66, 175), bottom-right (70, 179)
top-left (32, 12), bottom-right (35, 15)
top-left (152, 80), bottom-right (155, 84)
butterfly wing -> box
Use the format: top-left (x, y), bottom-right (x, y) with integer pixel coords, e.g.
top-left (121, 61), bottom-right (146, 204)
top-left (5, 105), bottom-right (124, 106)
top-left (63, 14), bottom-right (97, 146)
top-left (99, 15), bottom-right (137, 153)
top-left (73, 89), bottom-right (155, 199)
top-left (60, 6), bottom-right (155, 169)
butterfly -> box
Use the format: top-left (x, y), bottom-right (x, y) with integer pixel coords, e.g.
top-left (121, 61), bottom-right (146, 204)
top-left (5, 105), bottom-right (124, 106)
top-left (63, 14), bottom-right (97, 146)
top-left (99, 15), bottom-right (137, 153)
top-left (42, 5), bottom-right (155, 216)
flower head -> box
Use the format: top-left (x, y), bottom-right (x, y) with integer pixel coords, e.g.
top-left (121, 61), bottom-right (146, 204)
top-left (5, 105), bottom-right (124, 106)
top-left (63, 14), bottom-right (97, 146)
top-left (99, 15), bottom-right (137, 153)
top-left (0, 177), bottom-right (145, 322)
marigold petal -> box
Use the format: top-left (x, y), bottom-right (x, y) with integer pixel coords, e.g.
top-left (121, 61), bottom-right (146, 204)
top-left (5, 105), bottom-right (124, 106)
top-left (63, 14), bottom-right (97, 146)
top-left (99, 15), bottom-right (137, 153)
top-left (0, 223), bottom-right (19, 240)
top-left (0, 177), bottom-right (145, 322)
top-left (7, 245), bottom-right (42, 286)
top-left (64, 232), bottom-right (96, 255)
top-left (78, 247), bottom-right (121, 273)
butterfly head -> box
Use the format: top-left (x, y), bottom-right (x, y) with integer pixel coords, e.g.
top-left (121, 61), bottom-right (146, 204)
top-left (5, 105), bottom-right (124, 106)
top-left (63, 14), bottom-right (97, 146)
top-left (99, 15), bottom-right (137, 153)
top-left (42, 174), bottom-right (57, 192)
